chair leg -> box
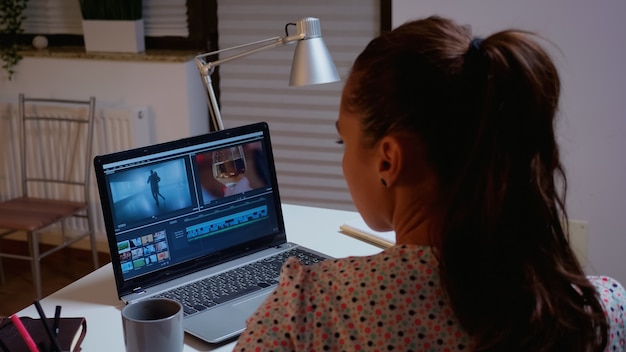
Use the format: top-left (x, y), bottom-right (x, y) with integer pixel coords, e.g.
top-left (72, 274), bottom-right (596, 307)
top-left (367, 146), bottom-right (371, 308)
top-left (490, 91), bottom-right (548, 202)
top-left (88, 216), bottom-right (99, 269)
top-left (90, 233), bottom-right (99, 269)
top-left (0, 240), bottom-right (5, 285)
top-left (27, 231), bottom-right (43, 300)
top-left (0, 256), bottom-right (5, 285)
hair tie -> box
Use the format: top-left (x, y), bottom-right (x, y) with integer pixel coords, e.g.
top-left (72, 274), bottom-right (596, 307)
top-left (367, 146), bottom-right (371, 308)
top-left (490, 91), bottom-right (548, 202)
top-left (464, 37), bottom-right (486, 74)
top-left (468, 37), bottom-right (484, 53)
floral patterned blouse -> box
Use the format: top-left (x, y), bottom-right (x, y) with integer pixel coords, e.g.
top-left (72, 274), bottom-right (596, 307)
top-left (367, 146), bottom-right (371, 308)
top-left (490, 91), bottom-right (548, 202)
top-left (234, 245), bottom-right (625, 351)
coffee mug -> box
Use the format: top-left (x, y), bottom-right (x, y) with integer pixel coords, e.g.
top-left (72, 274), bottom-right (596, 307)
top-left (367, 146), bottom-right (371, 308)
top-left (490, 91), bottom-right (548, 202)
top-left (121, 298), bottom-right (184, 352)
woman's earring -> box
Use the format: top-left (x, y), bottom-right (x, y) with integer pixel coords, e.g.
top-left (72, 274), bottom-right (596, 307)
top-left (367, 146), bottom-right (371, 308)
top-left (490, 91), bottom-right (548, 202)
top-left (380, 178), bottom-right (387, 187)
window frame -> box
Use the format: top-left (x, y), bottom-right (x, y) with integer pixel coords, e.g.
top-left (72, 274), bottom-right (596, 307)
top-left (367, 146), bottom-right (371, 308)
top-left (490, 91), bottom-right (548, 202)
top-left (9, 0), bottom-right (217, 52)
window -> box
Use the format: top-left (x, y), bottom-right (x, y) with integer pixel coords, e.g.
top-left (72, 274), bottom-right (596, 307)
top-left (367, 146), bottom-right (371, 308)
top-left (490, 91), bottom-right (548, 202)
top-left (16, 0), bottom-right (216, 51)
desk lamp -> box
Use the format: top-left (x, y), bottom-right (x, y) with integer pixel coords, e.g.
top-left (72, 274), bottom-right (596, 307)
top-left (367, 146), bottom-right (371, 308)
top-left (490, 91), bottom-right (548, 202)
top-left (195, 17), bottom-right (340, 131)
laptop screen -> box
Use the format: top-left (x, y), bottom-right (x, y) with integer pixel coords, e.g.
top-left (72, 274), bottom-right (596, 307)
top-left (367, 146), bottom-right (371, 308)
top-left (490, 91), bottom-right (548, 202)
top-left (94, 122), bottom-right (286, 294)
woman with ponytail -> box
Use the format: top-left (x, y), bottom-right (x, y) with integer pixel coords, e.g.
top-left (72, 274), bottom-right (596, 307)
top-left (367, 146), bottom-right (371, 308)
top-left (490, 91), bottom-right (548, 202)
top-left (235, 16), bottom-right (625, 351)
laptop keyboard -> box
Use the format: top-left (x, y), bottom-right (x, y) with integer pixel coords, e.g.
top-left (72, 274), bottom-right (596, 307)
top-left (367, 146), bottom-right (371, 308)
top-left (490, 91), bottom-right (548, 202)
top-left (154, 248), bottom-right (328, 316)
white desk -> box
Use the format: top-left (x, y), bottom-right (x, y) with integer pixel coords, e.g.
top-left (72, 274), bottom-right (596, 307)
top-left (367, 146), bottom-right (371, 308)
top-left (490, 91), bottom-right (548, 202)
top-left (17, 204), bottom-right (382, 351)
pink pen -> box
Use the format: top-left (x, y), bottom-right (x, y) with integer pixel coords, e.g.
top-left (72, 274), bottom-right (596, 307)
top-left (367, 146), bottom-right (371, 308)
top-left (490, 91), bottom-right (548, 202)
top-left (9, 314), bottom-right (39, 352)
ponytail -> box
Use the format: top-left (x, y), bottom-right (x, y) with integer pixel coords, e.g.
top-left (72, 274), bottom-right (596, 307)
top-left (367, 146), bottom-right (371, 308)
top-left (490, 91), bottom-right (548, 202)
top-left (439, 30), bottom-right (609, 351)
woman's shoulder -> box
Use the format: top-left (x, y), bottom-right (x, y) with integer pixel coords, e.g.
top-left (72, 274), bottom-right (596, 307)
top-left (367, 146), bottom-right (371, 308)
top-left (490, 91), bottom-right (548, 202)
top-left (298, 244), bottom-right (436, 269)
top-left (587, 276), bottom-right (625, 350)
top-left (588, 275), bottom-right (626, 295)
top-left (587, 275), bottom-right (625, 309)
top-left (279, 244), bottom-right (439, 285)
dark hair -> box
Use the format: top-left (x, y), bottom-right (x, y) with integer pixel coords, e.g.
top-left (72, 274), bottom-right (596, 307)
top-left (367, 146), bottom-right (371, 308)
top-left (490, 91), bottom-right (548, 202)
top-left (345, 16), bottom-right (608, 351)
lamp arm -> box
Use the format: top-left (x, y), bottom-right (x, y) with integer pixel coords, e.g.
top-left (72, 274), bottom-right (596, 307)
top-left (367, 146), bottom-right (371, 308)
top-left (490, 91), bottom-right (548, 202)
top-left (200, 73), bottom-right (224, 131)
top-left (195, 34), bottom-right (304, 131)
top-left (195, 34), bottom-right (304, 73)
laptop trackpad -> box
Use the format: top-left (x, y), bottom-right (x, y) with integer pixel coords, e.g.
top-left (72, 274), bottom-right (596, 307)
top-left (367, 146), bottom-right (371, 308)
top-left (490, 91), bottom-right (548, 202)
top-left (184, 291), bottom-right (270, 344)
top-left (233, 293), bottom-right (268, 313)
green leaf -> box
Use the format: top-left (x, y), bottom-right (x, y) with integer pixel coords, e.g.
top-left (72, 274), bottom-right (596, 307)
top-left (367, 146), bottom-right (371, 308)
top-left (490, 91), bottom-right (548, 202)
top-left (0, 0), bottom-right (29, 80)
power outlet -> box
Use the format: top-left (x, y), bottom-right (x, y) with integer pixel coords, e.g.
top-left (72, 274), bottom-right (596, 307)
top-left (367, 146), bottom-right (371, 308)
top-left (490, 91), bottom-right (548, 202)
top-left (132, 107), bottom-right (151, 147)
top-left (568, 220), bottom-right (589, 268)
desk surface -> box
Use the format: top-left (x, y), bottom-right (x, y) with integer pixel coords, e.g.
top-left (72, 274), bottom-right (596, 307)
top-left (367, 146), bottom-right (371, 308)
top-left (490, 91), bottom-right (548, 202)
top-left (17, 204), bottom-right (382, 351)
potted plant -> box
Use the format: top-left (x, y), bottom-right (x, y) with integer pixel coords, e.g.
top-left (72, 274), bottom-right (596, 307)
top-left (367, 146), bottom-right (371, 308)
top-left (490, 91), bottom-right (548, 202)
top-left (79, 0), bottom-right (145, 53)
top-left (0, 0), bottom-right (28, 80)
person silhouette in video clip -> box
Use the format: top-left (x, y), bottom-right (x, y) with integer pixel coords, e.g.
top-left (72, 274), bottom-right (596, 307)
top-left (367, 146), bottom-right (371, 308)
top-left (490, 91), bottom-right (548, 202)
top-left (147, 170), bottom-right (165, 206)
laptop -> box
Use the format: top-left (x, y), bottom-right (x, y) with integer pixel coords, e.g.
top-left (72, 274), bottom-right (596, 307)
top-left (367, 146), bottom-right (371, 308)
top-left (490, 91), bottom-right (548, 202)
top-left (93, 122), bottom-right (332, 344)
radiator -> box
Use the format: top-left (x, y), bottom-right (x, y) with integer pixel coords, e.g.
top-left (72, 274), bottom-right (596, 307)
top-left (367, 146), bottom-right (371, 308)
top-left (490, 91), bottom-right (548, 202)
top-left (0, 102), bottom-right (148, 242)
top-left (90, 107), bottom-right (148, 237)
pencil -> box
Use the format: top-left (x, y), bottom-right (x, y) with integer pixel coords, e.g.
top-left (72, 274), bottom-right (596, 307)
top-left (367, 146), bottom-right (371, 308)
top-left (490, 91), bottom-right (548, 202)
top-left (53, 305), bottom-right (62, 337)
top-left (33, 301), bottom-right (62, 352)
top-left (9, 314), bottom-right (39, 352)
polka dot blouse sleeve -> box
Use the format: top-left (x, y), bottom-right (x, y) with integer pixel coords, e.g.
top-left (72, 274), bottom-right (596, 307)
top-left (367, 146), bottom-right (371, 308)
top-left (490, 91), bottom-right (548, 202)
top-left (588, 275), bottom-right (626, 351)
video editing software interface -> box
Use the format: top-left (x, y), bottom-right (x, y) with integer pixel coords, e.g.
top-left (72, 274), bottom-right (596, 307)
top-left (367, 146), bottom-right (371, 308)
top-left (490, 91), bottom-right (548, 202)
top-left (100, 131), bottom-right (281, 282)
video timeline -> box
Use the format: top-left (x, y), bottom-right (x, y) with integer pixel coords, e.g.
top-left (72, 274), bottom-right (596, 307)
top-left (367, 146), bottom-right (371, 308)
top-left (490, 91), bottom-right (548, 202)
top-left (186, 205), bottom-right (268, 240)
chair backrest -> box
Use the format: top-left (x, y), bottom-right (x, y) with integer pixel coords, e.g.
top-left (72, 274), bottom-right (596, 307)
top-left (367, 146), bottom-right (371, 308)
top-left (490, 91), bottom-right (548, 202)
top-left (18, 93), bottom-right (96, 204)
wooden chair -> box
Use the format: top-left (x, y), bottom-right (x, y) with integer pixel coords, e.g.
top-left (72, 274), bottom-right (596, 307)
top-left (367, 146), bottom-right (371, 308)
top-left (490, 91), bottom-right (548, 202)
top-left (0, 94), bottom-right (99, 299)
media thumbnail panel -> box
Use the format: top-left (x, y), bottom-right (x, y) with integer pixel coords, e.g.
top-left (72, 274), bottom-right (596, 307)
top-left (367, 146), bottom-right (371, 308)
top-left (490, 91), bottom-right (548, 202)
top-left (117, 229), bottom-right (171, 274)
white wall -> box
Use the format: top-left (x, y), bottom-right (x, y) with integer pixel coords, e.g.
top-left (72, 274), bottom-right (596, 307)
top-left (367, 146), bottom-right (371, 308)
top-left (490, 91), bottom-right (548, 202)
top-left (0, 56), bottom-right (209, 145)
top-left (394, 0), bottom-right (626, 284)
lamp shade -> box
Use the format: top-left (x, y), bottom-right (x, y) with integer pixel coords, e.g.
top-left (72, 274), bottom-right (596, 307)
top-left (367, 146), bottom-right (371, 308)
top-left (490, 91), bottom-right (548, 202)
top-left (195, 16), bottom-right (340, 130)
top-left (289, 17), bottom-right (340, 86)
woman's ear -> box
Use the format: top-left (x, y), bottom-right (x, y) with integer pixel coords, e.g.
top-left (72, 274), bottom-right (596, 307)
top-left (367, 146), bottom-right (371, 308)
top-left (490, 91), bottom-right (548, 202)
top-left (377, 135), bottom-right (403, 187)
